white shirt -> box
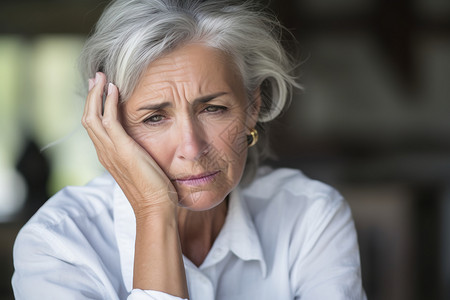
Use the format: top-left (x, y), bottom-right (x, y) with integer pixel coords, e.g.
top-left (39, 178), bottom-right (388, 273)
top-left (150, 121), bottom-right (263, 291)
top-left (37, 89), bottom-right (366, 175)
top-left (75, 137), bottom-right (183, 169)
top-left (12, 167), bottom-right (366, 300)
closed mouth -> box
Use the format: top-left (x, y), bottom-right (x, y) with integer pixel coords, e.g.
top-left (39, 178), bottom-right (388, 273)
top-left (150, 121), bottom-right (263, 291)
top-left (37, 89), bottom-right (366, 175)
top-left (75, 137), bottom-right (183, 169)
top-left (174, 170), bottom-right (220, 186)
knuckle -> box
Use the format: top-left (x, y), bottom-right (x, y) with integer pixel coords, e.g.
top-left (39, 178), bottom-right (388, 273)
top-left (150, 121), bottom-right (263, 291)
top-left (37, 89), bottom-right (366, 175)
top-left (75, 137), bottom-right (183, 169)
top-left (84, 116), bottom-right (95, 127)
top-left (102, 117), bottom-right (112, 129)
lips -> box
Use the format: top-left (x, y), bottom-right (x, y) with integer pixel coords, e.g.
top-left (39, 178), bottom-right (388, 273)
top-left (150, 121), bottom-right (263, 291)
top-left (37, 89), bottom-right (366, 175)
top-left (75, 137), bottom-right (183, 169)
top-left (173, 170), bottom-right (220, 186)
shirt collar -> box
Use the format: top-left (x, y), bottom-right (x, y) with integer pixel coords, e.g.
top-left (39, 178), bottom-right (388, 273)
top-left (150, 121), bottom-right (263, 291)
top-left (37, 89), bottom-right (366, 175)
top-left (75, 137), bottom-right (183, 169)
top-left (213, 188), bottom-right (267, 277)
top-left (112, 180), bottom-right (268, 292)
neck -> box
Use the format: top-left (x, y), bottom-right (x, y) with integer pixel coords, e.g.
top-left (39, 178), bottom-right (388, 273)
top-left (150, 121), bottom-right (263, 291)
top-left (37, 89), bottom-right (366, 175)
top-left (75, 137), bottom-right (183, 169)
top-left (177, 198), bottom-right (228, 267)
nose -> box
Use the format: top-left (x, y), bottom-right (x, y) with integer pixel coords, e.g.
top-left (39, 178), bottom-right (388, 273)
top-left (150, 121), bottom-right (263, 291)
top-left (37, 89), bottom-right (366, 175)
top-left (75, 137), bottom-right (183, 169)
top-left (175, 117), bottom-right (209, 161)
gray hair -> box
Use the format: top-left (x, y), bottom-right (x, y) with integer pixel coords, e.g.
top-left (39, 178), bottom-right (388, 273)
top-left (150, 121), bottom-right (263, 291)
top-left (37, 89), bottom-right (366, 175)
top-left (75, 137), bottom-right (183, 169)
top-left (79, 0), bottom-right (300, 185)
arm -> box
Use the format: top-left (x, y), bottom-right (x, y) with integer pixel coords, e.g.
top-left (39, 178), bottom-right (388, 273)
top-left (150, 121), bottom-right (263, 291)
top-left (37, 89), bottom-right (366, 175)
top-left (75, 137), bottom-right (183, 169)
top-left (83, 73), bottom-right (188, 298)
top-left (13, 226), bottom-right (110, 300)
top-left (290, 192), bottom-right (366, 300)
top-left (12, 222), bottom-right (187, 300)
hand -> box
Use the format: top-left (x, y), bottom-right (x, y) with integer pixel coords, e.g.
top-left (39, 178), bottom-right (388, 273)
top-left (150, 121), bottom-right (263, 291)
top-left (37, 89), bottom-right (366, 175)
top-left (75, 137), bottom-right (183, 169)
top-left (82, 73), bottom-right (178, 219)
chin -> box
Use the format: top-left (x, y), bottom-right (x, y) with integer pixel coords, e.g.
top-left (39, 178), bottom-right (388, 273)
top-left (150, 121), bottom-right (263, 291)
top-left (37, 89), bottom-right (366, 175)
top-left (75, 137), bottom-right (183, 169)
top-left (176, 188), bottom-right (229, 211)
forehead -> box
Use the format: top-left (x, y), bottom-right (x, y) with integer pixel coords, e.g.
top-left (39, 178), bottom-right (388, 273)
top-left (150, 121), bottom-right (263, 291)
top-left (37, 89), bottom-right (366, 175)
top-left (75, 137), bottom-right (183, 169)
top-left (135, 43), bottom-right (243, 95)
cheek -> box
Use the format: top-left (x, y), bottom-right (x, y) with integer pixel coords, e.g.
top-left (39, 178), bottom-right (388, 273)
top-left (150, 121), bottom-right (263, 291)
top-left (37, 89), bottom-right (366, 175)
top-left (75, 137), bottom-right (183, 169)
top-left (127, 128), bottom-right (175, 170)
top-left (213, 120), bottom-right (249, 160)
top-left (208, 120), bottom-right (248, 177)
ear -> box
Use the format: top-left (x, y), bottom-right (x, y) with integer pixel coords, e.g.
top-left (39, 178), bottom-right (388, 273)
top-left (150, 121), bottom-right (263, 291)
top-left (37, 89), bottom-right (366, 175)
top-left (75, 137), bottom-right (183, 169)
top-left (246, 87), bottom-right (261, 129)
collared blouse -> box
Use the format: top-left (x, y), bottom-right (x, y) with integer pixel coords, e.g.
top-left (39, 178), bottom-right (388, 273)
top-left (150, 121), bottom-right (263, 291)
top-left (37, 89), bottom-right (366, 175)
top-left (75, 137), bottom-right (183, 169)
top-left (12, 167), bottom-right (367, 299)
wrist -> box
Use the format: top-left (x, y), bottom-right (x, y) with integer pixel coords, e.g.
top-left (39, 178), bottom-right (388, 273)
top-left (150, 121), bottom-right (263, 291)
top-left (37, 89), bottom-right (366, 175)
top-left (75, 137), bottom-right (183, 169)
top-left (134, 201), bottom-right (178, 228)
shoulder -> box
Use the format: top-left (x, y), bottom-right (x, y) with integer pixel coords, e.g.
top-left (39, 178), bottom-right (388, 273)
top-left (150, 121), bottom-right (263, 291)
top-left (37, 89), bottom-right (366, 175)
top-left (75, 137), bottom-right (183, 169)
top-left (240, 167), bottom-right (352, 243)
top-left (240, 168), bottom-right (365, 299)
top-left (14, 172), bottom-right (118, 260)
top-left (12, 173), bottom-right (125, 298)
top-left (242, 167), bottom-right (344, 217)
top-left (25, 172), bottom-right (116, 228)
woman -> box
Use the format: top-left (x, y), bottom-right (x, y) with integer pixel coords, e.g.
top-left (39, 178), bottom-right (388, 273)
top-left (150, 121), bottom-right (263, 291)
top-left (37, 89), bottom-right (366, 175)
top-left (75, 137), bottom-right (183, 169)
top-left (12, 0), bottom-right (366, 299)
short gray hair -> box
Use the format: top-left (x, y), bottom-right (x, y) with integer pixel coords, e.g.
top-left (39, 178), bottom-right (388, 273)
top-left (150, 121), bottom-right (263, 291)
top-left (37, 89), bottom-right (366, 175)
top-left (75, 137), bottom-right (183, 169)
top-left (79, 0), bottom-right (300, 185)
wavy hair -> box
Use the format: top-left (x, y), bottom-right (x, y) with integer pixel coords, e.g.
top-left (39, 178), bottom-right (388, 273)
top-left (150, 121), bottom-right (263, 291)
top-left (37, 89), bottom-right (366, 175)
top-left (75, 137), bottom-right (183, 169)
top-left (79, 0), bottom-right (301, 184)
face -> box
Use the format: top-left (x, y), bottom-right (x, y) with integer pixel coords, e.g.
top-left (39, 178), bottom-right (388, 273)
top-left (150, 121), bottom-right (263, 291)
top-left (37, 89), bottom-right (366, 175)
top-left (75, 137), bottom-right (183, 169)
top-left (121, 44), bottom-right (260, 211)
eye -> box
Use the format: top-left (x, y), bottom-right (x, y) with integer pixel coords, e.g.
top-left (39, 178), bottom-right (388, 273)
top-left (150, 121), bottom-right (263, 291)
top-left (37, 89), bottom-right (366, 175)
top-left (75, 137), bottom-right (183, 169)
top-left (144, 114), bottom-right (165, 124)
top-left (203, 105), bottom-right (227, 113)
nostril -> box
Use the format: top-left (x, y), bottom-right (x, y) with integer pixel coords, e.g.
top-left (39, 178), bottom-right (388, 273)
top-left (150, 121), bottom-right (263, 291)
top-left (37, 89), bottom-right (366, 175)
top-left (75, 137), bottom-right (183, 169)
top-left (176, 133), bottom-right (204, 160)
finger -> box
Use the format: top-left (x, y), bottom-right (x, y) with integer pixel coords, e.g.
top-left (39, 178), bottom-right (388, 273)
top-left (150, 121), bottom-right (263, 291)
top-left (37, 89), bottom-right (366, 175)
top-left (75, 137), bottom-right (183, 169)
top-left (82, 80), bottom-right (113, 148)
top-left (84, 124), bottom-right (103, 148)
top-left (88, 78), bottom-right (95, 92)
top-left (82, 78), bottom-right (94, 119)
top-left (83, 118), bottom-right (112, 150)
top-left (85, 72), bottom-right (107, 119)
top-left (102, 82), bottom-right (134, 143)
top-left (102, 84), bottom-right (162, 172)
top-left (82, 72), bottom-right (106, 130)
top-left (103, 83), bottom-right (119, 124)
top-left (88, 131), bottom-right (113, 164)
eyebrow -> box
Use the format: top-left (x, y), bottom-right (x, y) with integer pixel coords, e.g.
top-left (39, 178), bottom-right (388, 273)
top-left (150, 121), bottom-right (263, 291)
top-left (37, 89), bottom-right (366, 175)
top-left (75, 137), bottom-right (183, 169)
top-left (138, 102), bottom-right (171, 111)
top-left (194, 92), bottom-right (228, 104)
top-left (137, 92), bottom-right (228, 111)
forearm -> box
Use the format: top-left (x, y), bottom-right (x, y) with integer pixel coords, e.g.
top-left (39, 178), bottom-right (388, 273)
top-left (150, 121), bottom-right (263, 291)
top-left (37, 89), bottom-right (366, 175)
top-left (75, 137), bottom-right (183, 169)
top-left (133, 208), bottom-right (188, 299)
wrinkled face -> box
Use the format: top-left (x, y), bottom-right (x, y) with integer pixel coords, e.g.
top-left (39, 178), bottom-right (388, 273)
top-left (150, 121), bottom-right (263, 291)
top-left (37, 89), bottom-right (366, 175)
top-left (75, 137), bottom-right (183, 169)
top-left (121, 44), bottom-right (259, 211)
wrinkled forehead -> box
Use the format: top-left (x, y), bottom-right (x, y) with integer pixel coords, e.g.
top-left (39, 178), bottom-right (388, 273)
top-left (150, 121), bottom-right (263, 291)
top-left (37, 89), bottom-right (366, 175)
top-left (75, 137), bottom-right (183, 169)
top-left (135, 44), bottom-right (245, 96)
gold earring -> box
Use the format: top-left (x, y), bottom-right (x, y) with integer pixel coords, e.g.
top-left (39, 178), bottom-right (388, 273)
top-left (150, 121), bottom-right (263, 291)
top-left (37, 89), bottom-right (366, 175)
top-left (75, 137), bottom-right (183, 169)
top-left (247, 129), bottom-right (258, 147)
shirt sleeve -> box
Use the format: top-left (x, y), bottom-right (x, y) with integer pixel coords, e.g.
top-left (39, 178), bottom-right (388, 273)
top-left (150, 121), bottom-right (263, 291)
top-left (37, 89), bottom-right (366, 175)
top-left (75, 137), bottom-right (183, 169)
top-left (12, 225), bottom-right (112, 299)
top-left (12, 225), bottom-right (188, 300)
top-left (129, 289), bottom-right (187, 300)
top-left (289, 190), bottom-right (367, 300)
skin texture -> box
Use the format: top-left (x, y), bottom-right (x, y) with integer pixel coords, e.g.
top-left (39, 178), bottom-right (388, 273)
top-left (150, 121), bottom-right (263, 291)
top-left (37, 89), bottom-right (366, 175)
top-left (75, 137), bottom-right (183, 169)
top-left (122, 44), bottom-right (257, 211)
top-left (82, 44), bottom-right (260, 297)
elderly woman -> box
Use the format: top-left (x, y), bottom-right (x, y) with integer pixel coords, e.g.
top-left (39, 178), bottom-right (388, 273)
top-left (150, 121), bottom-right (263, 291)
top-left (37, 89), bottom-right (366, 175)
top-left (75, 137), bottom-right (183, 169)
top-left (12, 0), bottom-right (366, 299)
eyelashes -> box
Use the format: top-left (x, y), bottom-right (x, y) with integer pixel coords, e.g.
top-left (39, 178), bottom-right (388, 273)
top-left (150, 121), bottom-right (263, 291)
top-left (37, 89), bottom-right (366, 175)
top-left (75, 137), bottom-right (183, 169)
top-left (144, 114), bottom-right (165, 124)
top-left (203, 105), bottom-right (227, 113)
top-left (143, 105), bottom-right (228, 126)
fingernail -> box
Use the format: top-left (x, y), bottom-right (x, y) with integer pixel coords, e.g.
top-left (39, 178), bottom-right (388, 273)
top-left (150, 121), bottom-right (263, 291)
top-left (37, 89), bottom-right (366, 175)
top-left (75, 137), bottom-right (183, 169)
top-left (107, 83), bottom-right (114, 95)
top-left (95, 72), bottom-right (100, 84)
top-left (88, 78), bottom-right (94, 91)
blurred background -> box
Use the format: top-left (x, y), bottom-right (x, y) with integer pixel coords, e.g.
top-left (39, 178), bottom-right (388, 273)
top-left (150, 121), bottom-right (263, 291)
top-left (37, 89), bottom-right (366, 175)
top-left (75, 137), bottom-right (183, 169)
top-left (0, 0), bottom-right (449, 299)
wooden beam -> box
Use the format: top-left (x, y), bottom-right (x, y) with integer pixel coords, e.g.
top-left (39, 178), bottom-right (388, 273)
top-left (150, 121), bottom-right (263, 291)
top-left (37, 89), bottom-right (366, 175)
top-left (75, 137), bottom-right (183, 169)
top-left (0, 1), bottom-right (111, 35)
